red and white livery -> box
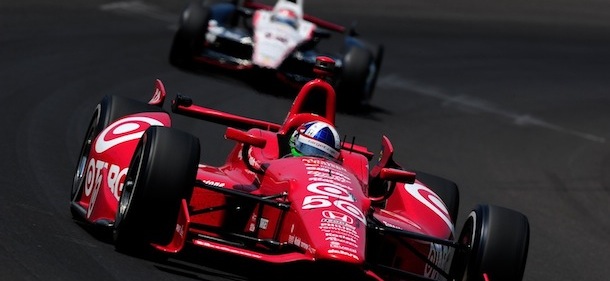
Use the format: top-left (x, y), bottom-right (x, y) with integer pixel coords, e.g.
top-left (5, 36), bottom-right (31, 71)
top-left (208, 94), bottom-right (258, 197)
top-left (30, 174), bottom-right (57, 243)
top-left (71, 57), bottom-right (529, 281)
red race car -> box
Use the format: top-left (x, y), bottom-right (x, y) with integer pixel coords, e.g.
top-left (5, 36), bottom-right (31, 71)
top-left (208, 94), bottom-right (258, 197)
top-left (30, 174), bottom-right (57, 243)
top-left (71, 57), bottom-right (529, 281)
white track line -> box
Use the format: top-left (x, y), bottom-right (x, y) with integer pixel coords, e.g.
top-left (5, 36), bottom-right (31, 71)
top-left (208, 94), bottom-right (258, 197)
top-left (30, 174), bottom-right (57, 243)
top-left (100, 2), bottom-right (606, 144)
top-left (379, 74), bottom-right (606, 143)
top-left (100, 1), bottom-right (176, 23)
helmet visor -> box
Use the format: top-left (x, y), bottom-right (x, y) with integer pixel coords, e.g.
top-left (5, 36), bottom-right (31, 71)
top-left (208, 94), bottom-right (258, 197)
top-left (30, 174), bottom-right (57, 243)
top-left (295, 135), bottom-right (340, 159)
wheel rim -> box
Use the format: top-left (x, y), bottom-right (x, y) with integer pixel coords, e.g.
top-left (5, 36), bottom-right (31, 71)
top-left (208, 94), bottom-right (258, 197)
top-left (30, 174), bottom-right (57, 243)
top-left (459, 212), bottom-right (477, 281)
top-left (363, 59), bottom-right (379, 101)
top-left (72, 151), bottom-right (88, 198)
top-left (115, 140), bottom-right (145, 228)
top-left (72, 109), bottom-right (100, 201)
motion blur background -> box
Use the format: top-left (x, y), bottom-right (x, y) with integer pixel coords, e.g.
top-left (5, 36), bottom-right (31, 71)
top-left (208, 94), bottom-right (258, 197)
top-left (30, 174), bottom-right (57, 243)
top-left (2, 0), bottom-right (610, 280)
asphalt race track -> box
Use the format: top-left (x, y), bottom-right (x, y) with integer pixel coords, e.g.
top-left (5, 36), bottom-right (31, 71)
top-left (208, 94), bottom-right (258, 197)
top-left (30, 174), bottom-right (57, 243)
top-left (2, 0), bottom-right (610, 280)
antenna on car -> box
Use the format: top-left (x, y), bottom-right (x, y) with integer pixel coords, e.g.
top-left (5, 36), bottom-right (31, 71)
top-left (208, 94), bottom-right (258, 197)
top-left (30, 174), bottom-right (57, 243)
top-left (348, 21), bottom-right (359, 37)
top-left (340, 135), bottom-right (357, 154)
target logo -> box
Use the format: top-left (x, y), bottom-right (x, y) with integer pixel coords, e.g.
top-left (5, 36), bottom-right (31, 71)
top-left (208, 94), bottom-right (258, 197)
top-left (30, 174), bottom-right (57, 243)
top-left (94, 116), bottom-right (163, 153)
top-left (404, 183), bottom-right (453, 231)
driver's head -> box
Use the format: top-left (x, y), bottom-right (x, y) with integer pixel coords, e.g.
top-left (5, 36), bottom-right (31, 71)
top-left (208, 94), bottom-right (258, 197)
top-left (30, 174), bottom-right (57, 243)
top-left (277, 8), bottom-right (297, 19)
top-left (290, 121), bottom-right (341, 160)
top-left (273, 8), bottom-right (298, 28)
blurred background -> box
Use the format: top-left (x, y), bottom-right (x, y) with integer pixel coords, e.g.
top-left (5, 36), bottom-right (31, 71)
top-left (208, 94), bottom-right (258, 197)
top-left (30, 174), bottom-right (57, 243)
top-left (2, 0), bottom-right (610, 280)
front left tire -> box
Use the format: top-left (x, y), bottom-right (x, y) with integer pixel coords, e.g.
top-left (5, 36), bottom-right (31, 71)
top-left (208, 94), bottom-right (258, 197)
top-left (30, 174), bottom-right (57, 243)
top-left (113, 126), bottom-right (200, 254)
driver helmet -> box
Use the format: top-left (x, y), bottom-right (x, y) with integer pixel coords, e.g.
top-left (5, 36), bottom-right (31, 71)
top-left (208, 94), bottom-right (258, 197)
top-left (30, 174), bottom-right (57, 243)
top-left (274, 8), bottom-right (298, 28)
top-left (290, 121), bottom-right (341, 160)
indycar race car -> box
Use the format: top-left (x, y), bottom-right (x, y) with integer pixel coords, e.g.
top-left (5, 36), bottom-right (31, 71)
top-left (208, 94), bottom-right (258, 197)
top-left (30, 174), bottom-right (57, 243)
top-left (169, 0), bottom-right (384, 108)
top-left (71, 57), bottom-right (529, 281)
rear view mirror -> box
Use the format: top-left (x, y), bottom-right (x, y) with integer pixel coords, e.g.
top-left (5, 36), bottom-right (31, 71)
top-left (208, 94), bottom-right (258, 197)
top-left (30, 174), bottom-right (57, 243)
top-left (225, 127), bottom-right (267, 148)
top-left (370, 135), bottom-right (400, 178)
top-left (368, 136), bottom-right (416, 203)
top-left (379, 168), bottom-right (416, 184)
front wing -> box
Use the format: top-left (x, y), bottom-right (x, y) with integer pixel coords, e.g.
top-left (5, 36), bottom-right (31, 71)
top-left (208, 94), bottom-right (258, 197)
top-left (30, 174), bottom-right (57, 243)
top-left (154, 180), bottom-right (467, 281)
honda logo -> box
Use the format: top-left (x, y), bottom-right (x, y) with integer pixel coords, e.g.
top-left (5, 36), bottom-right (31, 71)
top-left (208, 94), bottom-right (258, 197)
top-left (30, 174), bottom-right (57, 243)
top-left (322, 210), bottom-right (354, 224)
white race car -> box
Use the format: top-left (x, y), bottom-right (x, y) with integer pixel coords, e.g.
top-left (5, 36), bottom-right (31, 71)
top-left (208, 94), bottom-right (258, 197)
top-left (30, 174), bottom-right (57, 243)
top-left (170, 0), bottom-right (384, 108)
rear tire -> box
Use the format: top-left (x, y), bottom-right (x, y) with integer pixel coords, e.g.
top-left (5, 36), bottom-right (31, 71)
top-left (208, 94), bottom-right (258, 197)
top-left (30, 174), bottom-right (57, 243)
top-left (452, 204), bottom-right (530, 281)
top-left (369, 44), bottom-right (384, 100)
top-left (169, 0), bottom-right (209, 68)
top-left (337, 46), bottom-right (374, 108)
top-left (113, 126), bottom-right (200, 254)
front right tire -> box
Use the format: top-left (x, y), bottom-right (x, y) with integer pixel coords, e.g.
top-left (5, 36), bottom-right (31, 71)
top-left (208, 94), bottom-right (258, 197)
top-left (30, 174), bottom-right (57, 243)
top-left (451, 204), bottom-right (530, 281)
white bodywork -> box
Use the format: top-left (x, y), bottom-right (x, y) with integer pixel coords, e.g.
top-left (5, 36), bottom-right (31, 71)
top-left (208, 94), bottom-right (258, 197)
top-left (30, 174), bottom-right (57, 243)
top-left (252, 0), bottom-right (315, 69)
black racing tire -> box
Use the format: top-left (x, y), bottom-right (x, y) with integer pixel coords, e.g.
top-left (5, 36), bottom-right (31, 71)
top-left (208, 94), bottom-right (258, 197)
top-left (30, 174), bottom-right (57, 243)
top-left (451, 204), bottom-right (530, 281)
top-left (71, 95), bottom-right (166, 218)
top-left (169, 0), bottom-right (210, 68)
top-left (113, 126), bottom-right (200, 255)
top-left (369, 44), bottom-right (384, 100)
top-left (338, 46), bottom-right (374, 108)
top-left (413, 170), bottom-right (459, 223)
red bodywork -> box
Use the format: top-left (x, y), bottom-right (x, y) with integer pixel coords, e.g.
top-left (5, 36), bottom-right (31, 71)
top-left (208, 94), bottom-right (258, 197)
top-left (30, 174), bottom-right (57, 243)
top-left (79, 113), bottom-right (171, 225)
top-left (72, 68), bottom-right (457, 281)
